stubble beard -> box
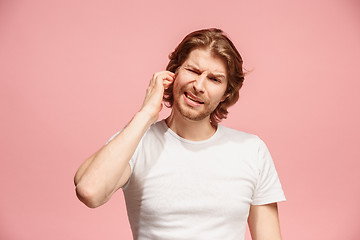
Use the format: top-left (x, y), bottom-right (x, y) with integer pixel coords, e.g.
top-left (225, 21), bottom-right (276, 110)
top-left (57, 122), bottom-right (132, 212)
top-left (173, 87), bottom-right (217, 122)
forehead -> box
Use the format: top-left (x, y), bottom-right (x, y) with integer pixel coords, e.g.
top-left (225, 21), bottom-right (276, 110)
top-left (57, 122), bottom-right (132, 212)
top-left (183, 48), bottom-right (228, 76)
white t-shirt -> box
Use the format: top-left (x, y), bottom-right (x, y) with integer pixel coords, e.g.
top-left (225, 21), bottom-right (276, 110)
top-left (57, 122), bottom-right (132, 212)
top-left (109, 120), bottom-right (286, 240)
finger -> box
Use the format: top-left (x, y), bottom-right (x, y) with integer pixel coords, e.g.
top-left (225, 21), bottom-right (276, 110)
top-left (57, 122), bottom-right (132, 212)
top-left (150, 71), bottom-right (166, 89)
top-left (163, 78), bottom-right (174, 88)
top-left (148, 71), bottom-right (175, 95)
top-left (165, 70), bottom-right (175, 76)
top-left (163, 73), bottom-right (175, 88)
top-left (155, 71), bottom-right (175, 80)
top-left (153, 72), bottom-right (173, 88)
top-left (149, 73), bottom-right (158, 89)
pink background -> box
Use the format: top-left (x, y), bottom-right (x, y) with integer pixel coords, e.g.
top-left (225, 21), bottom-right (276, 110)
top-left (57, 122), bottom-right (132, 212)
top-left (1, 0), bottom-right (360, 239)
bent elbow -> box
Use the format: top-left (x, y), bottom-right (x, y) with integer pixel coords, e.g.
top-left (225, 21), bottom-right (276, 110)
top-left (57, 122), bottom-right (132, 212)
top-left (75, 185), bottom-right (104, 208)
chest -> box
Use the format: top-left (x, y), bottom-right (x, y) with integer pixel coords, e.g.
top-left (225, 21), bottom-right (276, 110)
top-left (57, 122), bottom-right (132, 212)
top-left (128, 143), bottom-right (259, 221)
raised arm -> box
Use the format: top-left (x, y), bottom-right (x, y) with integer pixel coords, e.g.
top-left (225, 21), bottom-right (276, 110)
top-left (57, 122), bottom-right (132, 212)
top-left (74, 71), bottom-right (175, 208)
top-left (247, 202), bottom-right (283, 240)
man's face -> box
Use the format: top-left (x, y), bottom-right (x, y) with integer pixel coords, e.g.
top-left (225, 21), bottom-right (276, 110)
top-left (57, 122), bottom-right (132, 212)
top-left (172, 48), bottom-right (228, 122)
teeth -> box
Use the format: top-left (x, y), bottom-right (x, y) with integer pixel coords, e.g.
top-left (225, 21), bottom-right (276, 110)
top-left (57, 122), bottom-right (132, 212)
top-left (186, 93), bottom-right (203, 103)
top-left (188, 95), bottom-right (196, 101)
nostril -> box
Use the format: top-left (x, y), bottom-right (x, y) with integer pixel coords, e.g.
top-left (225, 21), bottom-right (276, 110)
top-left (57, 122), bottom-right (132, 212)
top-left (193, 81), bottom-right (205, 92)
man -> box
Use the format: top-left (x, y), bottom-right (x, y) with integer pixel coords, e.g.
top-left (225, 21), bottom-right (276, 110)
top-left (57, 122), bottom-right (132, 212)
top-left (74, 28), bottom-right (286, 240)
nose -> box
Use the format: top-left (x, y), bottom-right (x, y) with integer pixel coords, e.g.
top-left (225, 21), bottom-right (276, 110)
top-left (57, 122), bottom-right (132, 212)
top-left (193, 73), bottom-right (206, 93)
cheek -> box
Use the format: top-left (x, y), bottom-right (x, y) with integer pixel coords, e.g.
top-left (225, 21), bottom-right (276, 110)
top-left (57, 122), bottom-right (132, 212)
top-left (172, 79), bottom-right (180, 92)
top-left (209, 86), bottom-right (227, 101)
top-left (172, 78), bottom-right (184, 96)
top-left (173, 75), bottom-right (188, 90)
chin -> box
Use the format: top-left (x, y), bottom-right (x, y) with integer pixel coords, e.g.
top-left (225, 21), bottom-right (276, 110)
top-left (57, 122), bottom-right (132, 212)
top-left (176, 104), bottom-right (212, 122)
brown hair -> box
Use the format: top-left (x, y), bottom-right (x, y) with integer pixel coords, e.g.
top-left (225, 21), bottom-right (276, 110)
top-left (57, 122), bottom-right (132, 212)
top-left (164, 28), bottom-right (245, 124)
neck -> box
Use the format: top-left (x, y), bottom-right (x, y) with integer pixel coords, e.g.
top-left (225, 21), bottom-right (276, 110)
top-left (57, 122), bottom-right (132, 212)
top-left (165, 110), bottom-right (217, 141)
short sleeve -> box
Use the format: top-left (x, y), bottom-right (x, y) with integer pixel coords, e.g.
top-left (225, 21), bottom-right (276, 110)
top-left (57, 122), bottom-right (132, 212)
top-left (251, 138), bottom-right (286, 205)
top-left (105, 130), bottom-right (121, 145)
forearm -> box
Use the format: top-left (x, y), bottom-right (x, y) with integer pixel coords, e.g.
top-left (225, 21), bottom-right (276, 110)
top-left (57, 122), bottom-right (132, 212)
top-left (74, 111), bottom-right (153, 207)
top-left (74, 71), bottom-right (175, 208)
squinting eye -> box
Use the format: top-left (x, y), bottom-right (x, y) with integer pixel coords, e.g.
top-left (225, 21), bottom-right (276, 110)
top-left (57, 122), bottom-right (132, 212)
top-left (188, 69), bottom-right (198, 74)
top-left (211, 78), bottom-right (220, 82)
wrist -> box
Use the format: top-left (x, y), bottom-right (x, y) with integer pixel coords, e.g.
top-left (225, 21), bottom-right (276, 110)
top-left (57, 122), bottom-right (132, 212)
top-left (135, 110), bottom-right (157, 127)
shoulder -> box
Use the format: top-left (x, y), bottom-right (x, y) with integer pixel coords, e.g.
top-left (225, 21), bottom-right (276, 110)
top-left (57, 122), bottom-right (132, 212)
top-left (141, 120), bottom-right (168, 142)
top-left (218, 124), bottom-right (262, 146)
top-left (147, 120), bottom-right (166, 134)
top-left (215, 125), bottom-right (266, 157)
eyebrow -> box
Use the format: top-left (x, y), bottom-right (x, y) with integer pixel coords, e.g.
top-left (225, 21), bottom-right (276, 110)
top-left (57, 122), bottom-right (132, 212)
top-left (185, 64), bottom-right (226, 79)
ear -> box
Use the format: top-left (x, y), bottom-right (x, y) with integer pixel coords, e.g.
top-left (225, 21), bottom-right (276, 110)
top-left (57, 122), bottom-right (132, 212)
top-left (221, 93), bottom-right (230, 102)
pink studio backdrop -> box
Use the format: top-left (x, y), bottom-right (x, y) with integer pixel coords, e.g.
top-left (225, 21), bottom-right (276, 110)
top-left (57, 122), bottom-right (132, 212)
top-left (1, 0), bottom-right (359, 239)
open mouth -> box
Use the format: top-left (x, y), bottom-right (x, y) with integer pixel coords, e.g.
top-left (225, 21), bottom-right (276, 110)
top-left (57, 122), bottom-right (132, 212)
top-left (185, 92), bottom-right (204, 104)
